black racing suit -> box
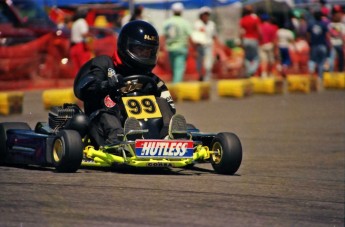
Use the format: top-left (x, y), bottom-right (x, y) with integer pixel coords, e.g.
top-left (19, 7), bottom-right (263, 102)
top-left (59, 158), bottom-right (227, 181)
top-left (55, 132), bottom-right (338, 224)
top-left (74, 55), bottom-right (176, 147)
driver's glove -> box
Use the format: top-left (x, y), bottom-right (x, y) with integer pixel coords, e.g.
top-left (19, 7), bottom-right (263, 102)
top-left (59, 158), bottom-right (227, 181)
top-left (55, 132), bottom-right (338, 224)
top-left (108, 73), bottom-right (124, 89)
top-left (100, 73), bottom-right (124, 91)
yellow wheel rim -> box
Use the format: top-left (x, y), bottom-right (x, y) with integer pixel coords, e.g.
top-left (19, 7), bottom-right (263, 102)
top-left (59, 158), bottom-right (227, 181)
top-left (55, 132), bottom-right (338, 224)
top-left (212, 142), bottom-right (223, 164)
top-left (53, 139), bottom-right (63, 163)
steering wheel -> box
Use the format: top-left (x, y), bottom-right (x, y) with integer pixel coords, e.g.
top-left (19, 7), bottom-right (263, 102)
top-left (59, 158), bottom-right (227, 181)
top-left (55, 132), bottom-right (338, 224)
top-left (120, 75), bottom-right (158, 95)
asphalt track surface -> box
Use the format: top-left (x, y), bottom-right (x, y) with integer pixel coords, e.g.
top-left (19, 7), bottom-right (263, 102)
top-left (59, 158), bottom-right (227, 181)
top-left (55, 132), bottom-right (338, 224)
top-left (0, 85), bottom-right (344, 227)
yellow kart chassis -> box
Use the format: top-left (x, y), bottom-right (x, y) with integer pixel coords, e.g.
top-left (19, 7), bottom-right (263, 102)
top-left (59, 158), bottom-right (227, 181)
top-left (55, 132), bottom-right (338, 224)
top-left (81, 143), bottom-right (216, 168)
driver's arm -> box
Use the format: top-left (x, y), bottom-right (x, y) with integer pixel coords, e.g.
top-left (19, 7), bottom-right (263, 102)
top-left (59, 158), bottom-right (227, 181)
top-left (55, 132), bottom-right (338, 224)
top-left (155, 78), bottom-right (176, 114)
top-left (75, 56), bottom-right (114, 100)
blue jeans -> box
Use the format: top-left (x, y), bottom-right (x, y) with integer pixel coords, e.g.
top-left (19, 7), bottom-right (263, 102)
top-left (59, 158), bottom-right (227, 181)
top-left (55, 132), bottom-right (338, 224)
top-left (308, 44), bottom-right (328, 78)
top-left (196, 44), bottom-right (214, 81)
top-left (243, 38), bottom-right (259, 77)
top-left (168, 48), bottom-right (188, 83)
top-left (279, 47), bottom-right (291, 66)
top-left (328, 45), bottom-right (344, 72)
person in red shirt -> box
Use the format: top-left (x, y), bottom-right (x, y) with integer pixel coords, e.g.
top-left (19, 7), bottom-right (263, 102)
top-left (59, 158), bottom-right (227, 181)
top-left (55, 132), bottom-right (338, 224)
top-left (240, 5), bottom-right (261, 77)
top-left (70, 9), bottom-right (93, 76)
top-left (259, 14), bottom-right (278, 78)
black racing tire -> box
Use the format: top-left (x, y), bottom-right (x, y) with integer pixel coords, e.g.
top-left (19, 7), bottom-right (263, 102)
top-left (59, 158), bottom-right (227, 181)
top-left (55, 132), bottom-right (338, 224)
top-left (52, 130), bottom-right (83, 173)
top-left (0, 122), bottom-right (31, 161)
top-left (210, 132), bottom-right (242, 175)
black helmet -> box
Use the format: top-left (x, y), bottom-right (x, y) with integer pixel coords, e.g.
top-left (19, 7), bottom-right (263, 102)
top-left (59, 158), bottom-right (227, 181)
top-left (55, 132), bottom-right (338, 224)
top-left (117, 20), bottom-right (159, 73)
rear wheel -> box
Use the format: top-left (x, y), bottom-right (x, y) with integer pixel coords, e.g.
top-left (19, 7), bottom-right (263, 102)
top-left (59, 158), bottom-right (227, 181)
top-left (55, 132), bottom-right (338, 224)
top-left (52, 130), bottom-right (83, 173)
top-left (0, 122), bottom-right (31, 161)
top-left (210, 132), bottom-right (242, 175)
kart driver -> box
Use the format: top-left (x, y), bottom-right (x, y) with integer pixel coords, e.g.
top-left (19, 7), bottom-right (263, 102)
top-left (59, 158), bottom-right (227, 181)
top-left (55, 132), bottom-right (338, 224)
top-left (74, 20), bottom-right (180, 147)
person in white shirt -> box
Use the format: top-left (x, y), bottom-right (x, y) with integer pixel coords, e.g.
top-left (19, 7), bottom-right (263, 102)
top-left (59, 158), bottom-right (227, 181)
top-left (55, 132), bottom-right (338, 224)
top-left (70, 9), bottom-right (92, 75)
top-left (192, 6), bottom-right (218, 81)
top-left (277, 24), bottom-right (295, 76)
top-left (328, 9), bottom-right (345, 72)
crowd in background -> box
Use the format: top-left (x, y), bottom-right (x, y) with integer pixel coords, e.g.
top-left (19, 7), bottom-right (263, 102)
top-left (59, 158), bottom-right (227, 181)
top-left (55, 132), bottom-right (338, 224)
top-left (52, 1), bottom-right (345, 83)
top-left (239, 2), bottom-right (345, 81)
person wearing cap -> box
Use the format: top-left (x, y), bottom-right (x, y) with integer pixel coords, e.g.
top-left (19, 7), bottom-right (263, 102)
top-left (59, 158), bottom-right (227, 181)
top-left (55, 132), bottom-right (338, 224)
top-left (306, 11), bottom-right (330, 86)
top-left (70, 8), bottom-right (93, 75)
top-left (327, 5), bottom-right (345, 72)
top-left (239, 5), bottom-right (262, 77)
top-left (192, 6), bottom-right (219, 81)
top-left (258, 14), bottom-right (278, 78)
top-left (161, 2), bottom-right (193, 83)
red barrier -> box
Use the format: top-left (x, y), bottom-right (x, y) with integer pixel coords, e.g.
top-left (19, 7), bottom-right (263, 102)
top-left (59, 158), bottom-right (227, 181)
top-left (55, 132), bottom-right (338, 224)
top-left (0, 34), bottom-right (53, 81)
top-left (2, 33), bottom-right (247, 90)
top-left (93, 35), bottom-right (117, 57)
top-left (0, 34), bottom-right (119, 91)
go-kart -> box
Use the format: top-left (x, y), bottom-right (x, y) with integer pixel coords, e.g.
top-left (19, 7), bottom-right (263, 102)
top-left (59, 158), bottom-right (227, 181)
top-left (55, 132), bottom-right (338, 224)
top-left (0, 75), bottom-right (242, 174)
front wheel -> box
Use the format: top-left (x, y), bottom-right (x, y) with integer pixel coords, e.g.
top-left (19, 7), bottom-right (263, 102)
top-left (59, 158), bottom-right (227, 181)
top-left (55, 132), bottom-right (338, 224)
top-left (52, 130), bottom-right (83, 173)
top-left (210, 132), bottom-right (242, 175)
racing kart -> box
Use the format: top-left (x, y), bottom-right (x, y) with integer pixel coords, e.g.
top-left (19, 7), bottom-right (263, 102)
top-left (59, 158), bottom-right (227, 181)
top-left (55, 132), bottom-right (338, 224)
top-left (0, 75), bottom-right (242, 174)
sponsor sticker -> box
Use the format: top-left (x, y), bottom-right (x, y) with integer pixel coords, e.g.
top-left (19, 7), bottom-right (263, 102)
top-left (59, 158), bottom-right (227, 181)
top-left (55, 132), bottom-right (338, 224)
top-left (135, 139), bottom-right (194, 158)
top-left (104, 95), bottom-right (116, 108)
top-left (147, 163), bottom-right (172, 167)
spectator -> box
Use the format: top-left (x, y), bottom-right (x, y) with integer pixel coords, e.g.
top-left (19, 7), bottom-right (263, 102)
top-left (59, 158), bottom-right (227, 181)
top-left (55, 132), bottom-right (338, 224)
top-left (192, 6), bottom-right (219, 81)
top-left (320, 0), bottom-right (331, 19)
top-left (296, 15), bottom-right (308, 40)
top-left (258, 14), bottom-right (278, 78)
top-left (290, 11), bottom-right (300, 36)
top-left (291, 31), bottom-right (310, 74)
top-left (130, 5), bottom-right (144, 22)
top-left (339, 6), bottom-right (345, 24)
top-left (121, 12), bottom-right (131, 27)
top-left (328, 7), bottom-right (345, 72)
top-left (240, 5), bottom-right (261, 77)
top-left (121, 5), bottom-right (146, 27)
top-left (161, 2), bottom-right (193, 83)
top-left (277, 23), bottom-right (295, 77)
top-left (70, 9), bottom-right (92, 76)
top-left (332, 5), bottom-right (345, 24)
top-left (94, 15), bottom-right (111, 28)
top-left (307, 11), bottom-right (330, 81)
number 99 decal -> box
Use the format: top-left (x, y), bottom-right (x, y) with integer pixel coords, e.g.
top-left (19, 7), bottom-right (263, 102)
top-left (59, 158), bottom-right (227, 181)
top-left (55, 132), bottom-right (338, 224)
top-left (122, 96), bottom-right (162, 119)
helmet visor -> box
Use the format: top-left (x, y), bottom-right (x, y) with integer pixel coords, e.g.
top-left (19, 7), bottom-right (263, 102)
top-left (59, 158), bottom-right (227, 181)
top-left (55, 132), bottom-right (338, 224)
top-left (126, 38), bottom-right (158, 66)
